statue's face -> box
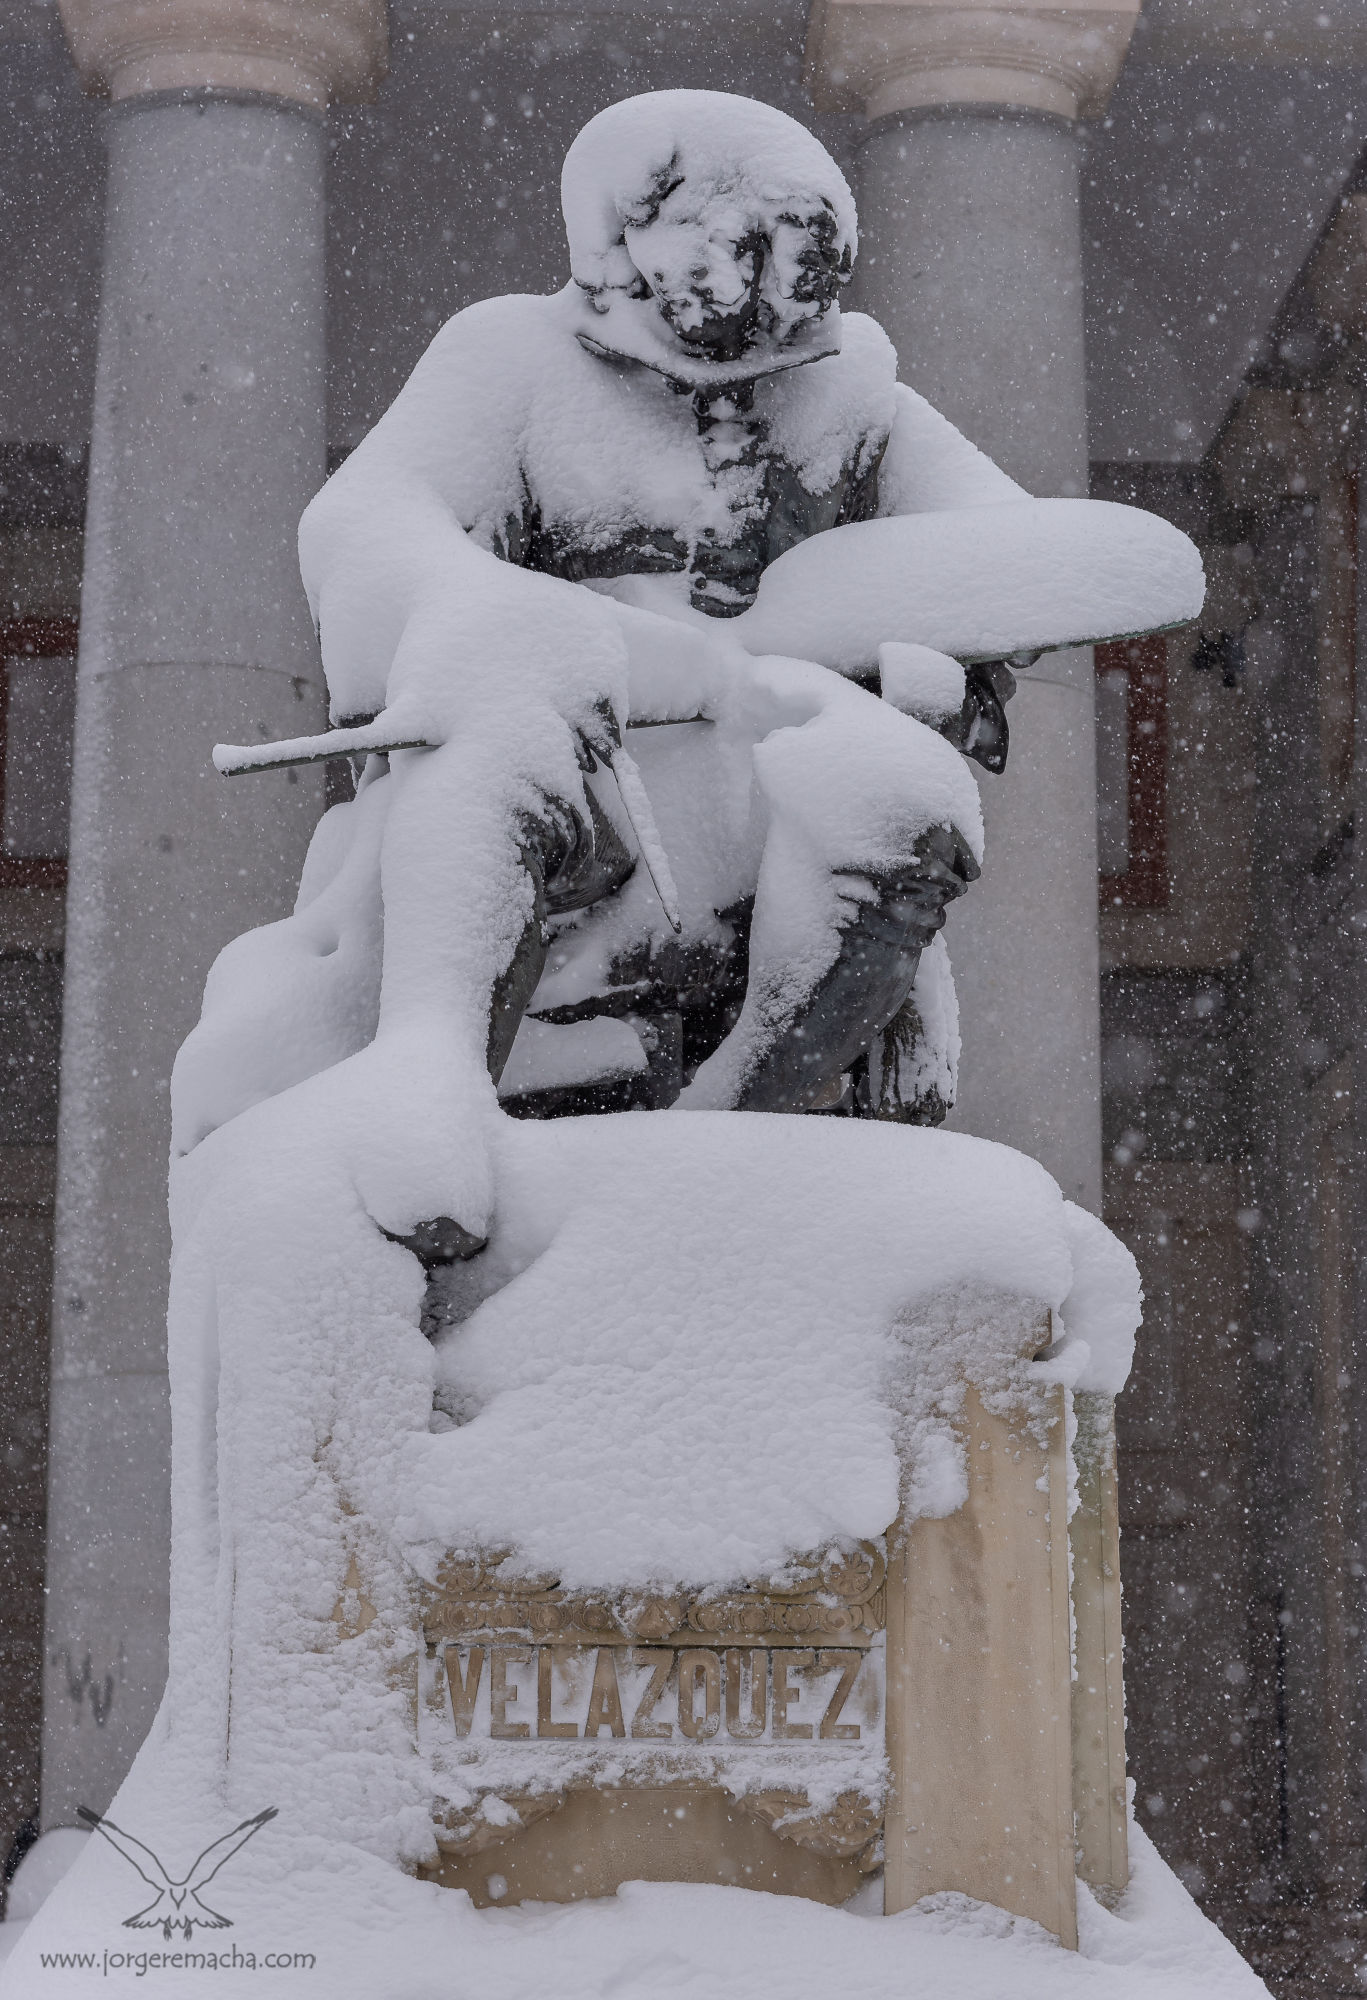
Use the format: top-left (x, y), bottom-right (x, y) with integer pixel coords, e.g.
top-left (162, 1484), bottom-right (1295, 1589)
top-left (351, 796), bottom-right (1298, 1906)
top-left (623, 182), bottom-right (848, 368)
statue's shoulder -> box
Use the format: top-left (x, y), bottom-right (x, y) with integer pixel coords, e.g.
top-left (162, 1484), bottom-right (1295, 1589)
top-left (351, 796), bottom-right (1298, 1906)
top-left (785, 310), bottom-right (897, 422)
top-left (416, 291), bottom-right (570, 385)
top-left (761, 310), bottom-right (898, 479)
top-left (314, 296), bottom-right (575, 517)
top-left (836, 310), bottom-right (899, 381)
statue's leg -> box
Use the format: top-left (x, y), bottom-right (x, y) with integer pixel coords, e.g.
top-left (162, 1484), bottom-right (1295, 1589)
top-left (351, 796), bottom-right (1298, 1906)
top-left (487, 785), bottom-right (636, 1086)
top-left (485, 841), bottom-right (550, 1088)
top-left (730, 823), bottom-right (978, 1115)
top-left (389, 785), bottom-right (635, 1276)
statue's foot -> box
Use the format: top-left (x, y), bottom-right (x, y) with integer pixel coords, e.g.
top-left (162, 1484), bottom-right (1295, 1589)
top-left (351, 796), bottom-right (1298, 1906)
top-left (381, 1215), bottom-right (488, 1267)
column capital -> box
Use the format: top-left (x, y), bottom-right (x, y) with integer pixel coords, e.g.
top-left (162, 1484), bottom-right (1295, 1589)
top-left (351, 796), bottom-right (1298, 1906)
top-left (58, 0), bottom-right (388, 110)
top-left (806, 0), bottom-right (1140, 123)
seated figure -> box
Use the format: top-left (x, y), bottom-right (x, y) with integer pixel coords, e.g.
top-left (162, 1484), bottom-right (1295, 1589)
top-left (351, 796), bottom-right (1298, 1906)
top-left (182, 89), bottom-right (1200, 1255)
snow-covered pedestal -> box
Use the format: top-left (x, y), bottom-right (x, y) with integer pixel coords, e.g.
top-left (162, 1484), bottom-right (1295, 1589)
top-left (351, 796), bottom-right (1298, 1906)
top-left (412, 1283), bottom-right (1092, 1944)
top-left (1, 1108), bottom-right (1162, 2000)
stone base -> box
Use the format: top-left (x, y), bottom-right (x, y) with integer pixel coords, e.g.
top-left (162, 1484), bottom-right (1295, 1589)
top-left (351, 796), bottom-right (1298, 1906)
top-left (410, 1307), bottom-right (1128, 1943)
top-left (421, 1786), bottom-right (868, 1908)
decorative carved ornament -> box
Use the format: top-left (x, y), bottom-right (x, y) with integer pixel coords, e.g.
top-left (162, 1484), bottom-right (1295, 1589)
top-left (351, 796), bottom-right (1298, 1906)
top-left (421, 1543), bottom-right (886, 1652)
top-left (741, 1788), bottom-right (883, 1867)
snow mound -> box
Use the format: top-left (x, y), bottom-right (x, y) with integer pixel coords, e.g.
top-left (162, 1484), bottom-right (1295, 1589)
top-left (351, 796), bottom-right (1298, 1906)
top-left (2, 1814), bottom-right (1267, 2000)
top-left (407, 1114), bottom-right (1131, 1587)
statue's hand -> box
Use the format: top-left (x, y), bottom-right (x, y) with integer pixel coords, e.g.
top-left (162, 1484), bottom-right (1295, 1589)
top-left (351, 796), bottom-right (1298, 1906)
top-left (569, 694), bottom-right (623, 774)
top-left (939, 659), bottom-right (1018, 775)
top-left (876, 643), bottom-right (1018, 775)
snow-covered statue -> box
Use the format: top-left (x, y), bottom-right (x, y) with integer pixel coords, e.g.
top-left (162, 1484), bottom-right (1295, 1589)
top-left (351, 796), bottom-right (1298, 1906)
top-left (6, 93), bottom-right (1218, 1989)
top-left (189, 89), bottom-right (1200, 1269)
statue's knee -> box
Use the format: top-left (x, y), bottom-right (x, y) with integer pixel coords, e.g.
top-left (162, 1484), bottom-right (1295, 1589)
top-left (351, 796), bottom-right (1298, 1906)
top-left (859, 824), bottom-right (979, 956)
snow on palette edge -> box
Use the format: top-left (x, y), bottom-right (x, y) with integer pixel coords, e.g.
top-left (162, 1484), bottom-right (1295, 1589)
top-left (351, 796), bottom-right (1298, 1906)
top-left (738, 501), bottom-right (1206, 672)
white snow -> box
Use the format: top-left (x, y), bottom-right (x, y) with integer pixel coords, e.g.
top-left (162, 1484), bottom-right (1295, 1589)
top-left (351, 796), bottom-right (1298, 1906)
top-left (878, 642), bottom-right (967, 725)
top-left (1055, 1200), bottom-right (1144, 1396)
top-left (497, 1015), bottom-right (648, 1099)
top-left (3, 1830), bottom-right (89, 1925)
top-left (2, 1814), bottom-right (1268, 2000)
top-left (561, 91), bottom-right (858, 300)
top-left (407, 1116), bottom-right (1089, 1588)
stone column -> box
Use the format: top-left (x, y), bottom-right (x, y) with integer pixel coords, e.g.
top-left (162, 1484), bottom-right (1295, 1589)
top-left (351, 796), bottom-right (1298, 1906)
top-left (43, 0), bottom-right (386, 1825)
top-left (808, 0), bottom-right (1140, 1210)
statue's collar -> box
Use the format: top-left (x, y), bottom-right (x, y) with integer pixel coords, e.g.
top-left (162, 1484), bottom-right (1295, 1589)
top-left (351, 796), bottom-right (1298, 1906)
top-left (570, 290), bottom-right (842, 392)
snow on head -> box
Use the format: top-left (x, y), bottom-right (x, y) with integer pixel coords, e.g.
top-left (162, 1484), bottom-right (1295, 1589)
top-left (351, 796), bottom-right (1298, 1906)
top-left (562, 91), bottom-right (857, 381)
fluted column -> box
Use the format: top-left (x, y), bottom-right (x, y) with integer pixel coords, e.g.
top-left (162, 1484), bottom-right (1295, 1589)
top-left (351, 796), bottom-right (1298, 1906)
top-left (43, 0), bottom-right (386, 1825)
top-left (809, 0), bottom-right (1139, 1211)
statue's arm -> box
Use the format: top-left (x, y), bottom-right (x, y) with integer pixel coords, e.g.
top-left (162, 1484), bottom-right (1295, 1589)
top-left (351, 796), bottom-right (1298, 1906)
top-left (297, 298), bottom-right (624, 747)
top-left (875, 382), bottom-right (1029, 517)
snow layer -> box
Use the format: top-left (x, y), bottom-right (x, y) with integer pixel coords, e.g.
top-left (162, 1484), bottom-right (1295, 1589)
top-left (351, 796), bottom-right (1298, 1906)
top-left (735, 500), bottom-right (1207, 672)
top-left (62, 1063), bottom-right (1142, 1913)
top-left (497, 1014), bottom-right (648, 1098)
top-left (562, 91), bottom-right (858, 299)
top-left (0, 1082), bottom-right (1157, 2000)
top-left (878, 642), bottom-right (967, 725)
top-left (409, 1115), bottom-right (1116, 1586)
top-left (2, 1814), bottom-right (1267, 2000)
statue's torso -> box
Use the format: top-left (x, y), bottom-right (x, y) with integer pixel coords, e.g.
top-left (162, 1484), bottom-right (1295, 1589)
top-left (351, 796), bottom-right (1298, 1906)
top-left (457, 294), bottom-right (900, 617)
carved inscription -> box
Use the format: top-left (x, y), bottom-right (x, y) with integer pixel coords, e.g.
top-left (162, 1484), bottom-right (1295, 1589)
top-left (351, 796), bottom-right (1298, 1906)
top-left (437, 1643), bottom-right (876, 1745)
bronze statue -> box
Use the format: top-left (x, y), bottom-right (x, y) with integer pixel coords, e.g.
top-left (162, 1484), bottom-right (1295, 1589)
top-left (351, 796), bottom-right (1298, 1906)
top-left (198, 90), bottom-right (1202, 1262)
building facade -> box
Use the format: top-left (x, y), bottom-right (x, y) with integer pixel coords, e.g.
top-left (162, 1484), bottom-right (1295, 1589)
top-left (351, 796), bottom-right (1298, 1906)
top-left (6, 0), bottom-right (1367, 1989)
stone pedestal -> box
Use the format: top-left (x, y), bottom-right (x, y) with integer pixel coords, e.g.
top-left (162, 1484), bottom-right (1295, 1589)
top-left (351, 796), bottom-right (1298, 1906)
top-left (1070, 1390), bottom-right (1129, 1897)
top-left (409, 1304), bottom-right (1121, 1944)
top-left (417, 1548), bottom-right (887, 1909)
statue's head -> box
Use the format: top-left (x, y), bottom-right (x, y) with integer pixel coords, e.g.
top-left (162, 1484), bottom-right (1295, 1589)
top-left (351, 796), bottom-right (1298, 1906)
top-left (562, 91), bottom-right (858, 386)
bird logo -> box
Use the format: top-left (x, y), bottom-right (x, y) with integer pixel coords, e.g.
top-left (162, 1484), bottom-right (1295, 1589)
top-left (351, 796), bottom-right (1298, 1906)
top-left (76, 1804), bottom-right (278, 1941)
